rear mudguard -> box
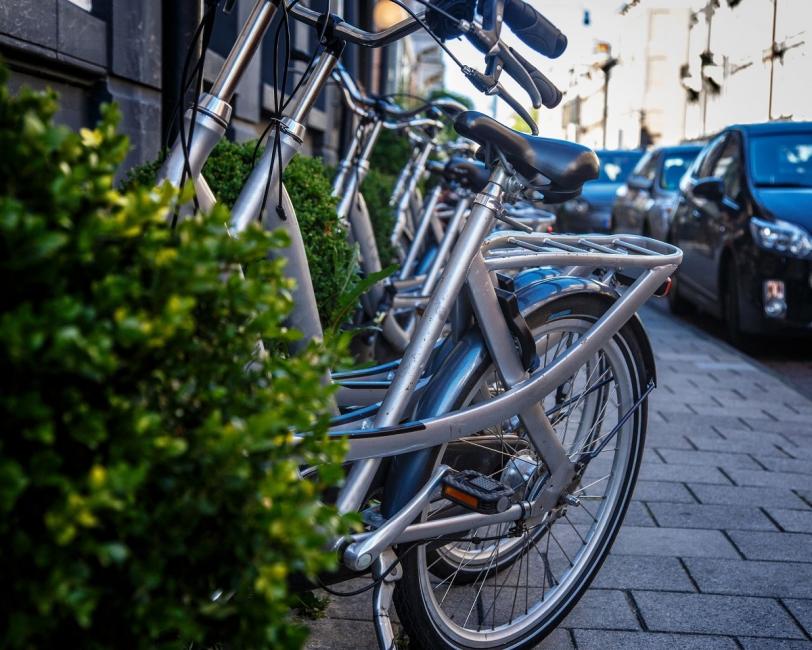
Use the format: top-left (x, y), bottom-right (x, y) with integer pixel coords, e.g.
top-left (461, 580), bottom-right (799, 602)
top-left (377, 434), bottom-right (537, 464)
top-left (380, 275), bottom-right (656, 518)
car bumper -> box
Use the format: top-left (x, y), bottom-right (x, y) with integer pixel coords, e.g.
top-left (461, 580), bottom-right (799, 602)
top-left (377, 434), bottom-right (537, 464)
top-left (737, 250), bottom-right (812, 335)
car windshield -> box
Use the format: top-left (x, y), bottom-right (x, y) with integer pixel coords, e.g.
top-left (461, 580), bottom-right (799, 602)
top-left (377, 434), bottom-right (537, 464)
top-left (660, 150), bottom-right (699, 190)
top-left (596, 152), bottom-right (641, 183)
top-left (749, 133), bottom-right (812, 189)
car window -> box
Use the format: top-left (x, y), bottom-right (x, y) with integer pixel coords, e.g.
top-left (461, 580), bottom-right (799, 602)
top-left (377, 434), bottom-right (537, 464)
top-left (660, 150), bottom-right (699, 190)
top-left (697, 134), bottom-right (727, 178)
top-left (712, 135), bottom-right (742, 199)
top-left (596, 152), bottom-right (643, 183)
top-left (749, 132), bottom-right (812, 189)
top-left (632, 151), bottom-right (657, 181)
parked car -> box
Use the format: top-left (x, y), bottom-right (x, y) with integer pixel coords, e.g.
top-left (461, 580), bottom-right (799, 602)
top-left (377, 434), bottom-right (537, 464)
top-left (612, 144), bottom-right (702, 241)
top-left (555, 149), bottom-right (643, 233)
top-left (668, 121), bottom-right (812, 344)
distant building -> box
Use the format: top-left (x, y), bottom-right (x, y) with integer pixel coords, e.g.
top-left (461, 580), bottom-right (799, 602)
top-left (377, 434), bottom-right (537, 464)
top-left (559, 0), bottom-right (812, 148)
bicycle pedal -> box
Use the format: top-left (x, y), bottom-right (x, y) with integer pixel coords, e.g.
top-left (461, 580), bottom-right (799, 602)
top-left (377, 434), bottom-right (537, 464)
top-left (441, 470), bottom-right (514, 514)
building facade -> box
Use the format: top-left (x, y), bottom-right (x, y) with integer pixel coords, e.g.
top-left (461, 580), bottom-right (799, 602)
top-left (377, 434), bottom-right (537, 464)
top-left (0, 0), bottom-right (383, 174)
top-left (557, 0), bottom-right (812, 149)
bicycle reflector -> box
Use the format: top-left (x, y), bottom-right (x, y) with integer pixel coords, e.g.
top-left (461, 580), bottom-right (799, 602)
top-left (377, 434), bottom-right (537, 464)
top-left (441, 470), bottom-right (515, 514)
top-left (427, 0), bottom-right (475, 40)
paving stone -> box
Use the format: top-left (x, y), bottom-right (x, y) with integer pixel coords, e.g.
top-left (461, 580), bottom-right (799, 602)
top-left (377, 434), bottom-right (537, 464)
top-left (658, 448), bottom-right (762, 470)
top-left (632, 481), bottom-right (697, 503)
top-left (689, 405), bottom-right (776, 421)
top-left (782, 446), bottom-right (812, 460)
top-left (760, 456), bottom-right (812, 475)
top-left (727, 531), bottom-right (812, 563)
top-left (305, 618), bottom-right (380, 649)
top-left (637, 462), bottom-right (732, 485)
top-left (643, 431), bottom-right (695, 450)
top-left (319, 579), bottom-right (376, 621)
top-left (559, 589), bottom-right (639, 630)
top-left (783, 599), bottom-right (812, 637)
top-left (688, 433), bottom-right (790, 456)
top-left (633, 591), bottom-right (805, 638)
top-left (592, 555), bottom-right (695, 592)
top-left (724, 468), bottom-right (812, 491)
top-left (623, 500), bottom-right (658, 527)
top-left (648, 502), bottom-right (777, 531)
top-left (532, 628), bottom-right (574, 649)
top-left (738, 638), bottom-right (812, 649)
top-left (688, 484), bottom-right (809, 509)
top-left (684, 558), bottom-right (812, 599)
top-left (742, 419), bottom-right (812, 437)
top-left (611, 526), bottom-right (739, 559)
top-left (574, 629), bottom-right (738, 649)
top-left (658, 412), bottom-right (749, 431)
top-left (714, 427), bottom-right (799, 448)
top-left (767, 508), bottom-right (812, 533)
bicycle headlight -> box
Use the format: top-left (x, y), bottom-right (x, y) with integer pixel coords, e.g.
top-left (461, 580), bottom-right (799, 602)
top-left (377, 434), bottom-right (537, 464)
top-left (750, 217), bottom-right (812, 259)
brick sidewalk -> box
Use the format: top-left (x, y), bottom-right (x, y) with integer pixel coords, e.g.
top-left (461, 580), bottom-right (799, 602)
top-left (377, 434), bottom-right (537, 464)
top-left (306, 302), bottom-right (812, 649)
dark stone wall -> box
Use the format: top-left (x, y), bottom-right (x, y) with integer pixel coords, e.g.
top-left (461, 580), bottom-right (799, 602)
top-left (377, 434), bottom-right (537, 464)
top-left (0, 0), bottom-right (368, 174)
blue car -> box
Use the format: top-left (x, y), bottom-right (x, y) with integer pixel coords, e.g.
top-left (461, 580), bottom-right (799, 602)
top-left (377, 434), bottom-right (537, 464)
top-left (555, 149), bottom-right (643, 233)
top-left (668, 121), bottom-right (812, 345)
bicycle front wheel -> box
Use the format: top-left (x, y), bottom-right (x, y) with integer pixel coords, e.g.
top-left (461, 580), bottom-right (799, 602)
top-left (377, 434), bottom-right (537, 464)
top-left (395, 293), bottom-right (650, 649)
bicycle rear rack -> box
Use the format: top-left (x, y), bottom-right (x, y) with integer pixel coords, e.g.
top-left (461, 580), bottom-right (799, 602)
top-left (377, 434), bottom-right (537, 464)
top-left (482, 233), bottom-right (682, 272)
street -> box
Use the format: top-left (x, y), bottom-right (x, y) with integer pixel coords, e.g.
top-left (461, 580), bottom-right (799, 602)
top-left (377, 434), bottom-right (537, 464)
top-left (306, 298), bottom-right (812, 649)
top-left (658, 300), bottom-right (812, 402)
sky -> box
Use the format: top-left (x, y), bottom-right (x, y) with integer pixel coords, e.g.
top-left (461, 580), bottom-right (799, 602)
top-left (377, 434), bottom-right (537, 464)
top-left (440, 0), bottom-right (699, 136)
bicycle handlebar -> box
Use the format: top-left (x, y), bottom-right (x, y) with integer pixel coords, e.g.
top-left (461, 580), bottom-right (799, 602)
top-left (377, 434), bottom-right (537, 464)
top-left (503, 0), bottom-right (567, 59)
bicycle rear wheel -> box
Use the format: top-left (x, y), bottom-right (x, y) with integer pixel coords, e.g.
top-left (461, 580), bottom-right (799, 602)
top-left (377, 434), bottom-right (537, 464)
top-left (395, 293), bottom-right (650, 649)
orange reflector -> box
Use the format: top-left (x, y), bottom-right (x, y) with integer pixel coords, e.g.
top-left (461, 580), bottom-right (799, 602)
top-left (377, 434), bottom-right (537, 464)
top-left (442, 485), bottom-right (479, 510)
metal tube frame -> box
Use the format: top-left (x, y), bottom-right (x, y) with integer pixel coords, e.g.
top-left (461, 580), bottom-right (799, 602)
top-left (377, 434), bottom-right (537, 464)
top-left (152, 0), bottom-right (684, 575)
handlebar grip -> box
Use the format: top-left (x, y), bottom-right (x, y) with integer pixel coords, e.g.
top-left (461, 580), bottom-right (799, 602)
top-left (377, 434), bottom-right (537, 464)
top-left (509, 46), bottom-right (563, 109)
top-left (503, 0), bottom-right (567, 59)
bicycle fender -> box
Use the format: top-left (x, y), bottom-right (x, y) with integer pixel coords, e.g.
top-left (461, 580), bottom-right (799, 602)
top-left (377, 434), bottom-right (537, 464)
top-left (515, 276), bottom-right (657, 387)
top-left (380, 276), bottom-right (656, 518)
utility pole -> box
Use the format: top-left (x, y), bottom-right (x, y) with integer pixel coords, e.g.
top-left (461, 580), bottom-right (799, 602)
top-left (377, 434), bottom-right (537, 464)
top-left (598, 47), bottom-right (618, 149)
top-left (700, 0), bottom-right (716, 137)
top-left (768, 0), bottom-right (778, 120)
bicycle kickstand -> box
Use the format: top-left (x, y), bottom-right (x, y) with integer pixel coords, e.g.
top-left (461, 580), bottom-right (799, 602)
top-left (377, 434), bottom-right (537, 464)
top-left (372, 548), bottom-right (401, 650)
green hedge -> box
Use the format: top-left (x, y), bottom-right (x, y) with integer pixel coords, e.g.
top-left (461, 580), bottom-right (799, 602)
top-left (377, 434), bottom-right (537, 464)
top-left (126, 141), bottom-right (359, 327)
top-left (0, 69), bottom-right (350, 648)
top-left (360, 168), bottom-right (398, 268)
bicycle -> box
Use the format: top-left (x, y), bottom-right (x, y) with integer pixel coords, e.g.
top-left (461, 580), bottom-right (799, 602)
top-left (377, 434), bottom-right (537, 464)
top-left (157, 1), bottom-right (683, 647)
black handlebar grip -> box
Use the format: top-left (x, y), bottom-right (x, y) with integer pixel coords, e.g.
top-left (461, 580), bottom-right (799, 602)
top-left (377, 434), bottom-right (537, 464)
top-left (503, 0), bottom-right (567, 59)
top-left (509, 46), bottom-right (563, 108)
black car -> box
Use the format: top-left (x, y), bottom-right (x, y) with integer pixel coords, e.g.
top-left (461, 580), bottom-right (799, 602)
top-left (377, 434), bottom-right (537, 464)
top-left (612, 144), bottom-right (702, 241)
top-left (668, 121), bottom-right (812, 343)
top-left (555, 150), bottom-right (643, 233)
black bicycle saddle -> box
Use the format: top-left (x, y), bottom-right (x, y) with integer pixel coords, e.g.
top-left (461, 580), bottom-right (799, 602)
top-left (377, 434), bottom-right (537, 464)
top-left (454, 111), bottom-right (599, 202)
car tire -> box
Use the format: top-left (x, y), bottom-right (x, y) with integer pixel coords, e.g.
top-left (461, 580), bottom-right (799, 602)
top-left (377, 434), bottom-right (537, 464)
top-left (724, 262), bottom-right (752, 351)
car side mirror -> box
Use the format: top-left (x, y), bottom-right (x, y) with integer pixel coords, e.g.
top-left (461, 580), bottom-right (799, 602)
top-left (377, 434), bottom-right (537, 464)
top-left (692, 177), bottom-right (724, 201)
top-left (627, 175), bottom-right (653, 191)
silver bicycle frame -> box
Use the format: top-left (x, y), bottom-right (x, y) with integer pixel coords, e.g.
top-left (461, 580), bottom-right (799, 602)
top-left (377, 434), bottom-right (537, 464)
top-left (154, 0), bottom-right (683, 568)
